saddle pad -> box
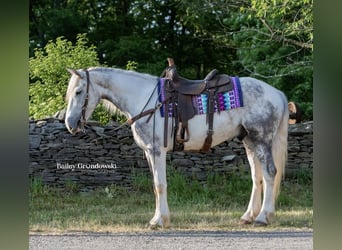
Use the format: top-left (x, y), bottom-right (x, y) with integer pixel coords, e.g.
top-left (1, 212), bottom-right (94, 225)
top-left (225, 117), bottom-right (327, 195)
top-left (158, 76), bottom-right (243, 118)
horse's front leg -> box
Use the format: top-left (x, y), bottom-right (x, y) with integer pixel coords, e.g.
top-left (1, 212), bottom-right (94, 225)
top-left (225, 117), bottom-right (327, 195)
top-left (145, 149), bottom-right (170, 228)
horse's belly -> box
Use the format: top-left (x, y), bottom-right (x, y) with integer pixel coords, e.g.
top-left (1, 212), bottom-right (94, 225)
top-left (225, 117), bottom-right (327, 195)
top-left (182, 112), bottom-right (242, 151)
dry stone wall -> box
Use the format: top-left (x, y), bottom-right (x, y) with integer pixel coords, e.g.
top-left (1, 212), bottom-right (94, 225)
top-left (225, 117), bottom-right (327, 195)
top-left (29, 118), bottom-right (313, 190)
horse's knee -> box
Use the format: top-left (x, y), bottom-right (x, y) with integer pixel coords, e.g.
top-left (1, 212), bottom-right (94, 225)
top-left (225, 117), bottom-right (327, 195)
top-left (155, 184), bottom-right (166, 195)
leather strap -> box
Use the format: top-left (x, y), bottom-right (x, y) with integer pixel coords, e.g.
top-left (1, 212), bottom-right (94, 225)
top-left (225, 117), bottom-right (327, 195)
top-left (127, 103), bottom-right (162, 125)
top-left (163, 98), bottom-right (169, 147)
top-left (127, 80), bottom-right (161, 125)
top-left (80, 69), bottom-right (90, 131)
top-left (201, 88), bottom-right (215, 152)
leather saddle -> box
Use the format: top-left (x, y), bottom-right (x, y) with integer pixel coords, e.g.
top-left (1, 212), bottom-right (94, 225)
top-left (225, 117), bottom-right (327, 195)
top-left (162, 59), bottom-right (233, 152)
top-left (168, 68), bottom-right (233, 95)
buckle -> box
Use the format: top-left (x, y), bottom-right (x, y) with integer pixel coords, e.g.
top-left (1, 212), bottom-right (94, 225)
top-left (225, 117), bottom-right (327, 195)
top-left (207, 129), bottom-right (214, 135)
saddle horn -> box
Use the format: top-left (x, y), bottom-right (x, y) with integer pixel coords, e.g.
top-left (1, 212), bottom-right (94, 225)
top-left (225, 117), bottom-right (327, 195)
top-left (167, 58), bottom-right (175, 67)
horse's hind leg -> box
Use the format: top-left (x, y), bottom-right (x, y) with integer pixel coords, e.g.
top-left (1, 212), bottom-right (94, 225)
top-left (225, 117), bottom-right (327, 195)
top-left (241, 133), bottom-right (278, 225)
top-left (240, 141), bottom-right (263, 224)
top-left (254, 143), bottom-right (277, 225)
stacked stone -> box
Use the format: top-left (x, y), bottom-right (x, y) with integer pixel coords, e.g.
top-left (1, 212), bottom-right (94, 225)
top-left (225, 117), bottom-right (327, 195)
top-left (29, 118), bottom-right (313, 190)
top-left (29, 118), bottom-right (148, 190)
top-left (287, 121), bottom-right (313, 178)
top-left (169, 141), bottom-right (248, 183)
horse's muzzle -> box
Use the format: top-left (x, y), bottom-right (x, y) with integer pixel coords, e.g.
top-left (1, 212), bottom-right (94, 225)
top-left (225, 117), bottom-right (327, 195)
top-left (65, 117), bottom-right (84, 135)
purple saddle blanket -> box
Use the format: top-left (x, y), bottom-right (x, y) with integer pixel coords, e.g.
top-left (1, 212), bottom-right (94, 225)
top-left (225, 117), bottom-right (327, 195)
top-left (158, 76), bottom-right (243, 117)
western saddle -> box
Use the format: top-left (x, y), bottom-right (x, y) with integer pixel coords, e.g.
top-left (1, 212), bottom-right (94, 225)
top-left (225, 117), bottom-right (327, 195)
top-left (162, 58), bottom-right (233, 152)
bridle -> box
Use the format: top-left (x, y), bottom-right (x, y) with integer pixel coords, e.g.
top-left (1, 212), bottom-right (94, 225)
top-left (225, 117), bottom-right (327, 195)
top-left (79, 69), bottom-right (90, 132)
top-left (77, 68), bottom-right (163, 132)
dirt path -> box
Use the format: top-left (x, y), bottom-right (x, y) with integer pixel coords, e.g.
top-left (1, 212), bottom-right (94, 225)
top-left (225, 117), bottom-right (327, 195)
top-left (29, 230), bottom-right (313, 250)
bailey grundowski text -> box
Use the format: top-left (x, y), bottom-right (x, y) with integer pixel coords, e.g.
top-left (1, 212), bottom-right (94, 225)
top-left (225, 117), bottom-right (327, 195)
top-left (56, 162), bottom-right (117, 170)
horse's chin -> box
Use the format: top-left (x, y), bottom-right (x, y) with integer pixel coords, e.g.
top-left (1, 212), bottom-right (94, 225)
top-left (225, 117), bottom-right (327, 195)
top-left (69, 127), bottom-right (83, 135)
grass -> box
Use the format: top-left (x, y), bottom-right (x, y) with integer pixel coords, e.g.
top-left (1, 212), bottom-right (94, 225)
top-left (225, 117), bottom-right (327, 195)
top-left (29, 166), bottom-right (312, 233)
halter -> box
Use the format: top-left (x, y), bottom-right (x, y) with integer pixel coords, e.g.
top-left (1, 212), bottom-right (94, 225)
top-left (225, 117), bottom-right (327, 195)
top-left (80, 69), bottom-right (90, 132)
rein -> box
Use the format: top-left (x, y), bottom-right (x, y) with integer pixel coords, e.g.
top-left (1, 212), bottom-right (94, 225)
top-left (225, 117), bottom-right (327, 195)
top-left (80, 69), bottom-right (90, 132)
top-left (127, 80), bottom-right (163, 125)
top-left (125, 79), bottom-right (164, 166)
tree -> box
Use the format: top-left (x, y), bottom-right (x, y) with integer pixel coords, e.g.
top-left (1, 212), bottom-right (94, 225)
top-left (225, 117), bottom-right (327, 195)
top-left (29, 0), bottom-right (313, 119)
top-left (29, 0), bottom-right (90, 55)
top-left (29, 34), bottom-right (99, 119)
top-left (241, 0), bottom-right (313, 119)
top-left (203, 0), bottom-right (313, 119)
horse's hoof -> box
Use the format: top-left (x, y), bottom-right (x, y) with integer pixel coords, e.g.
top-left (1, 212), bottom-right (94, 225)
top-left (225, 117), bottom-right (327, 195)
top-left (254, 220), bottom-right (268, 227)
top-left (239, 219), bottom-right (252, 225)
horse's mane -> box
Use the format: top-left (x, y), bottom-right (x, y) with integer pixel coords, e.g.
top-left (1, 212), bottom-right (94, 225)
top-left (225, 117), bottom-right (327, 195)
top-left (88, 67), bottom-right (158, 81)
top-left (66, 67), bottom-right (158, 118)
top-left (101, 99), bottom-right (123, 116)
top-left (66, 67), bottom-right (158, 103)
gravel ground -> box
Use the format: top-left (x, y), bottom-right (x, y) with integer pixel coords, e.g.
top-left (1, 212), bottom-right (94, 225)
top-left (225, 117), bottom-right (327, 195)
top-left (30, 230), bottom-right (313, 250)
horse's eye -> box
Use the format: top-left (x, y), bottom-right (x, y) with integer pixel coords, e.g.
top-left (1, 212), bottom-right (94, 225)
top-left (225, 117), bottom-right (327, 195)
top-left (75, 90), bottom-right (82, 96)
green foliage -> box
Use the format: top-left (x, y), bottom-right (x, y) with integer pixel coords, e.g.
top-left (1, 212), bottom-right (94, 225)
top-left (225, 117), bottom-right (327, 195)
top-left (103, 185), bottom-right (128, 199)
top-left (29, 0), bottom-right (313, 120)
top-left (29, 34), bottom-right (99, 119)
top-left (249, 0), bottom-right (313, 48)
top-left (224, 0), bottom-right (313, 119)
top-left (131, 166), bottom-right (251, 204)
top-left (30, 177), bottom-right (44, 197)
top-left (126, 60), bottom-right (138, 71)
top-left (64, 179), bottom-right (80, 193)
top-left (29, 167), bottom-right (312, 231)
top-left (89, 104), bottom-right (112, 125)
top-left (131, 172), bottom-right (152, 193)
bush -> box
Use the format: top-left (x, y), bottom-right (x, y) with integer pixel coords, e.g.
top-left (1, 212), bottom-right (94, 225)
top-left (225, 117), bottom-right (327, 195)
top-left (29, 34), bottom-right (100, 119)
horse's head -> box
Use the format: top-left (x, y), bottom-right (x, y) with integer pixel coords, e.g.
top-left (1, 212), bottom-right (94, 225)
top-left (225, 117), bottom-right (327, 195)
top-left (65, 69), bottom-right (99, 134)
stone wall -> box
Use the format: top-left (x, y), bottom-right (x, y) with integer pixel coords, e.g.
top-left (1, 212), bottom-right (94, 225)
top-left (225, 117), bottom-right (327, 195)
top-left (29, 118), bottom-right (313, 190)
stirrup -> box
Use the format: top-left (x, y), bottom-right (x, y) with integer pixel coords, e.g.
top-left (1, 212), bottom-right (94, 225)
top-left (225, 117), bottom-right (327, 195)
top-left (176, 122), bottom-right (190, 143)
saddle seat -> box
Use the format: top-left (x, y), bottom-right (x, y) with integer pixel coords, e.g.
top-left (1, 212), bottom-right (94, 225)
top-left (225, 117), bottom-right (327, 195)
top-left (169, 69), bottom-right (233, 95)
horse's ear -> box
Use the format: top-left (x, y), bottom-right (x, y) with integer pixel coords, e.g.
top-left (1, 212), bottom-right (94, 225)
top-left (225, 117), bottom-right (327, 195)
top-left (67, 68), bottom-right (83, 78)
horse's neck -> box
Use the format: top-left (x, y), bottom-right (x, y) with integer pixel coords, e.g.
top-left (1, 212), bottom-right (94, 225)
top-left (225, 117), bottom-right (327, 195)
top-left (94, 69), bottom-right (157, 118)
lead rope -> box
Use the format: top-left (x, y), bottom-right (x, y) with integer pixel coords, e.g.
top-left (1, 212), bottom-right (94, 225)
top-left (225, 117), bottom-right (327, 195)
top-left (112, 120), bottom-right (130, 131)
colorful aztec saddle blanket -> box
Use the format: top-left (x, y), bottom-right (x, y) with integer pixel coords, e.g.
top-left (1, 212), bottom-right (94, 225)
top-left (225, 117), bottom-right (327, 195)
top-left (158, 76), bottom-right (244, 118)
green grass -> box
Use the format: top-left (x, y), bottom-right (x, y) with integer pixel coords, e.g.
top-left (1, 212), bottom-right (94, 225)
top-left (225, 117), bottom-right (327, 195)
top-left (29, 167), bottom-right (312, 233)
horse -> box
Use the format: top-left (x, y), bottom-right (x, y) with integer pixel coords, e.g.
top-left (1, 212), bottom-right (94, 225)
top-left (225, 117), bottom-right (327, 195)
top-left (65, 66), bottom-right (289, 227)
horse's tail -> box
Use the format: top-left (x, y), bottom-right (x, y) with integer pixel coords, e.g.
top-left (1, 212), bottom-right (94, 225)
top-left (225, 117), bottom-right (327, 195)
top-left (272, 92), bottom-right (289, 200)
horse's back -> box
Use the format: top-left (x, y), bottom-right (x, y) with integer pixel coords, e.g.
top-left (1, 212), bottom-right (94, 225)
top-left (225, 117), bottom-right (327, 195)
top-left (239, 77), bottom-right (288, 110)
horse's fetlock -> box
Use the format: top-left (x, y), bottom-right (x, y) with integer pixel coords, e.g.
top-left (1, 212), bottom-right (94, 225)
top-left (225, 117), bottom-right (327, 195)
top-left (161, 214), bottom-right (170, 228)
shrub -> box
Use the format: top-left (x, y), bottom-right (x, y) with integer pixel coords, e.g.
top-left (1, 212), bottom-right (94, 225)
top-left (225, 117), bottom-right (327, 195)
top-left (29, 34), bottom-right (100, 119)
